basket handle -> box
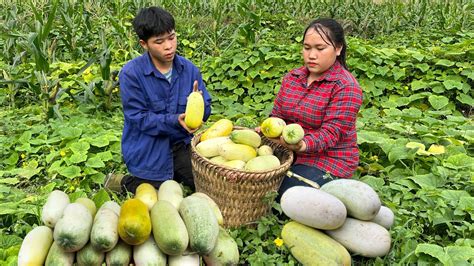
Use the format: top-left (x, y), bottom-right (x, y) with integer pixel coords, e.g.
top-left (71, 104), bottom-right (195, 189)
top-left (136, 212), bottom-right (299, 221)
top-left (286, 170), bottom-right (321, 189)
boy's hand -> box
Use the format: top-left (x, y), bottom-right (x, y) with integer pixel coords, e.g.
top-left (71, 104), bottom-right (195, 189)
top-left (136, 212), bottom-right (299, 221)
top-left (192, 80), bottom-right (202, 94)
top-left (178, 113), bottom-right (200, 134)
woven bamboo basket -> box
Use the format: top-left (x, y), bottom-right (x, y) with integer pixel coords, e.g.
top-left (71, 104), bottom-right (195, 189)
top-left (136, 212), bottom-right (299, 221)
top-left (190, 127), bottom-right (294, 228)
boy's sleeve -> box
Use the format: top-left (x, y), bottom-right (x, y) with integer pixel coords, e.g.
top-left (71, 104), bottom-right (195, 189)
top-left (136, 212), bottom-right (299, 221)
top-left (119, 68), bottom-right (185, 137)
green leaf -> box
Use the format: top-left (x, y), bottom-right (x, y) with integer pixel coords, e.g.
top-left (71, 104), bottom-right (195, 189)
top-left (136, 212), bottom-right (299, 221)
top-left (456, 93), bottom-right (474, 106)
top-left (415, 63), bottom-right (430, 72)
top-left (0, 234), bottom-right (22, 249)
top-left (415, 243), bottom-right (451, 265)
top-left (40, 182), bottom-right (57, 194)
top-left (45, 136), bottom-right (62, 144)
top-left (454, 197), bottom-right (474, 219)
top-left (443, 154), bottom-right (474, 170)
top-left (428, 95), bottom-right (449, 110)
top-left (58, 127), bottom-right (82, 140)
top-left (410, 51), bottom-right (425, 61)
top-left (69, 141), bottom-right (90, 154)
top-left (12, 161), bottom-right (43, 179)
top-left (359, 175), bottom-right (385, 190)
top-left (90, 173), bottom-right (106, 184)
top-left (89, 135), bottom-right (110, 147)
top-left (384, 122), bottom-right (405, 133)
top-left (4, 153), bottom-right (18, 166)
top-left (58, 166), bottom-right (81, 179)
top-left (461, 68), bottom-right (474, 80)
top-left (446, 246), bottom-right (474, 265)
top-left (47, 160), bottom-right (62, 173)
top-left (377, 65), bottom-right (390, 76)
top-left (0, 178), bottom-right (19, 185)
top-left (18, 131), bottom-right (32, 143)
top-left (392, 66), bottom-right (406, 81)
top-left (29, 135), bottom-right (47, 145)
top-left (68, 190), bottom-right (88, 202)
top-left (257, 223), bottom-right (268, 237)
top-left (411, 80), bottom-right (428, 90)
top-left (15, 142), bottom-right (31, 152)
top-left (388, 146), bottom-right (409, 163)
top-left (0, 203), bottom-right (19, 215)
top-left (45, 150), bottom-right (59, 163)
top-left (443, 80), bottom-right (463, 90)
top-left (435, 59), bottom-right (455, 67)
top-left (408, 174), bottom-right (444, 188)
top-left (401, 107), bottom-right (422, 119)
top-left (0, 185), bottom-right (11, 194)
top-left (93, 189), bottom-right (111, 209)
top-left (357, 130), bottom-right (389, 144)
top-left (249, 56), bottom-right (259, 65)
top-left (69, 153), bottom-right (88, 164)
top-left (96, 151), bottom-right (113, 162)
top-left (86, 157), bottom-right (105, 168)
top-left (440, 190), bottom-right (470, 204)
top-left (383, 108), bottom-right (403, 117)
top-left (381, 98), bottom-right (399, 108)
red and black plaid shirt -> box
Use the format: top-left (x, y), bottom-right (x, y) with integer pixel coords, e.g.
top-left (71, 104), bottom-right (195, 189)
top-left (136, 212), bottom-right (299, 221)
top-left (271, 61), bottom-right (363, 178)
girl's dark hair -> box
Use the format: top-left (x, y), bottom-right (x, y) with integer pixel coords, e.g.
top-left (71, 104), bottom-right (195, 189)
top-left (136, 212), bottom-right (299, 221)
top-left (132, 7), bottom-right (175, 41)
top-left (303, 18), bottom-right (347, 69)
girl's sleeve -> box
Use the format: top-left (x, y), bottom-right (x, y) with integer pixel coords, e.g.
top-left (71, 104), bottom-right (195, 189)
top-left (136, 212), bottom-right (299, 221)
top-left (302, 84), bottom-right (363, 153)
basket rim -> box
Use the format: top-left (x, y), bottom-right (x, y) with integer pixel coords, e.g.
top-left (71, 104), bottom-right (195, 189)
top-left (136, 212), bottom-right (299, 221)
top-left (191, 126), bottom-right (294, 175)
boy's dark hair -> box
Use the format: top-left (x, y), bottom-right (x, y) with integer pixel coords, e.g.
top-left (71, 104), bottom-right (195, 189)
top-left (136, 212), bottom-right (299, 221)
top-left (303, 18), bottom-right (347, 70)
top-left (132, 7), bottom-right (175, 41)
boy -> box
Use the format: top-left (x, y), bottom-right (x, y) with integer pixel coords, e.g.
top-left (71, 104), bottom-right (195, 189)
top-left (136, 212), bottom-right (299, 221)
top-left (105, 7), bottom-right (212, 193)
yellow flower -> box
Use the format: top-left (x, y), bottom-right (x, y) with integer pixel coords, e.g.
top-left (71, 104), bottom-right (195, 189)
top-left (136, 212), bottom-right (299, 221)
top-left (369, 155), bottom-right (379, 162)
top-left (21, 153), bottom-right (26, 159)
top-left (60, 150), bottom-right (66, 157)
top-left (274, 237), bottom-right (284, 247)
top-left (82, 68), bottom-right (94, 83)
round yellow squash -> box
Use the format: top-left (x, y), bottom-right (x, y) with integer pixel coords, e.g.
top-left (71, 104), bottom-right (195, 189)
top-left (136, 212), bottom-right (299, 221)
top-left (118, 199), bottom-right (151, 245)
top-left (135, 183), bottom-right (158, 211)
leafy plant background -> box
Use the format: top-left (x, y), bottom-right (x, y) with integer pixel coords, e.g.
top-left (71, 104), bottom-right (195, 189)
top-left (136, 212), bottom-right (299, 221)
top-left (0, 0), bottom-right (473, 265)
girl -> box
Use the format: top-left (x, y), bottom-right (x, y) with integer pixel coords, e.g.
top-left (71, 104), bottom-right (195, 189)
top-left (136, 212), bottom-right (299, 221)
top-left (270, 18), bottom-right (363, 195)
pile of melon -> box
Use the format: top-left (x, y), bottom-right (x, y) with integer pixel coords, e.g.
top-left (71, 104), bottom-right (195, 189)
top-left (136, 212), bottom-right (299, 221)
top-left (196, 118), bottom-right (305, 172)
top-left (18, 180), bottom-right (239, 266)
top-left (280, 179), bottom-right (395, 265)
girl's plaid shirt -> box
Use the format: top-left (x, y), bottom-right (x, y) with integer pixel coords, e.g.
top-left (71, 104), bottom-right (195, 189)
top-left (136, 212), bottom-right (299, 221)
top-left (271, 61), bottom-right (363, 178)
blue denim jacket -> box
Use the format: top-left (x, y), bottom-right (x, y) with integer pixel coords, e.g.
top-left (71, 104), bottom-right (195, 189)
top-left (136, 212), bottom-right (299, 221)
top-left (119, 53), bottom-right (212, 181)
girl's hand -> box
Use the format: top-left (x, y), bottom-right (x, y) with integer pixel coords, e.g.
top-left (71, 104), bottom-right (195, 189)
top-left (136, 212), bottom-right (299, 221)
top-left (282, 136), bottom-right (306, 152)
top-left (267, 136), bottom-right (306, 152)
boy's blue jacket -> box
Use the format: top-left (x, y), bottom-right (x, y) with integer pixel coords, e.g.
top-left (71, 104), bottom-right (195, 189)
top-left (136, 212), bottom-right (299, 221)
top-left (119, 53), bottom-right (212, 181)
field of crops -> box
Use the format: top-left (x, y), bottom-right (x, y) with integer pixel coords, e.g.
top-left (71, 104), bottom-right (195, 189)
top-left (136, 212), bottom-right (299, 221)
top-left (1, 0), bottom-right (473, 265)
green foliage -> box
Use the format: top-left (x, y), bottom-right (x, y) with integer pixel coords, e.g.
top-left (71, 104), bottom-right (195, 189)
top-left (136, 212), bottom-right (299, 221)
top-left (201, 43), bottom-right (300, 122)
top-left (229, 203), bottom-right (298, 265)
top-left (0, 105), bottom-right (125, 193)
top-left (0, 0), bottom-right (473, 264)
top-left (355, 104), bottom-right (473, 264)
